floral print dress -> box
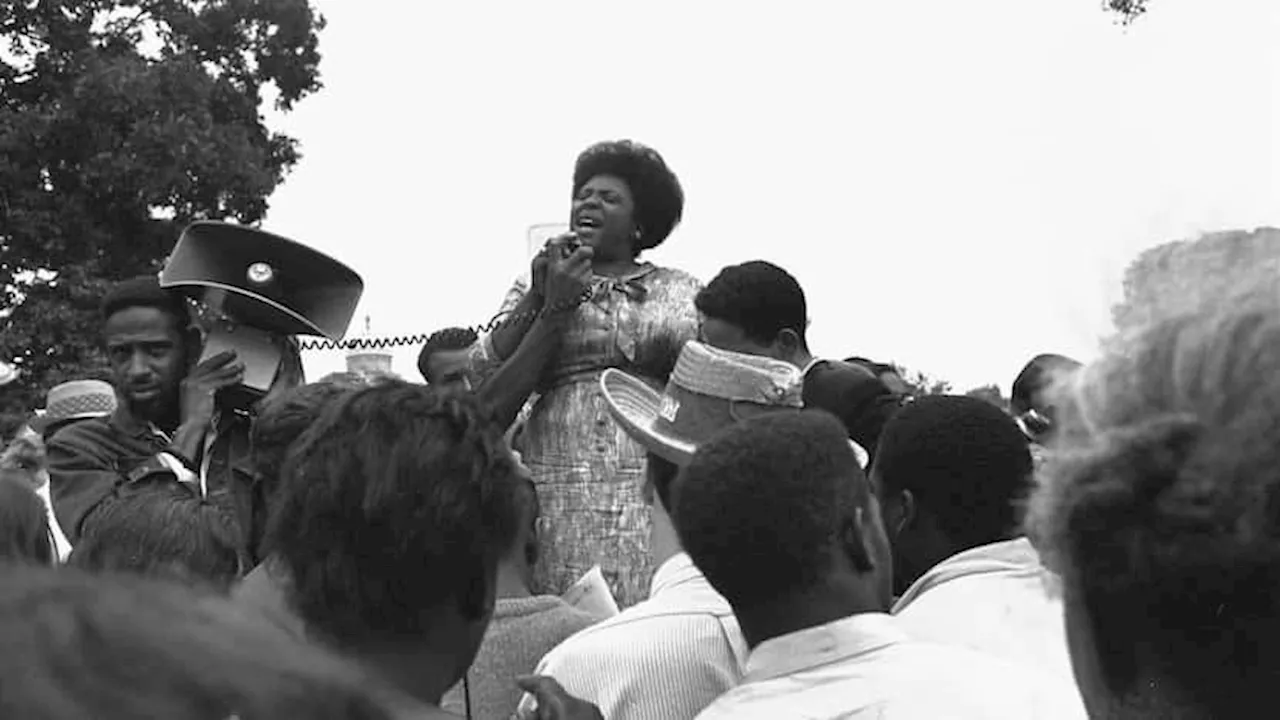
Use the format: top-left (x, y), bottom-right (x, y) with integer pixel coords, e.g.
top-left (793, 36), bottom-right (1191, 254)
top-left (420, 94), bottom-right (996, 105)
top-left (469, 263), bottom-right (701, 607)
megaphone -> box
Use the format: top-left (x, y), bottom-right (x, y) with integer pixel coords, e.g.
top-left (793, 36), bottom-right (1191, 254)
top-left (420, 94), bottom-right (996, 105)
top-left (160, 221), bottom-right (364, 409)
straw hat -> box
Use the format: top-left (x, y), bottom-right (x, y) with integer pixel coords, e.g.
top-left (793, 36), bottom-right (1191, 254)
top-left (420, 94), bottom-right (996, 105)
top-left (30, 380), bottom-right (117, 436)
top-left (601, 341), bottom-right (806, 466)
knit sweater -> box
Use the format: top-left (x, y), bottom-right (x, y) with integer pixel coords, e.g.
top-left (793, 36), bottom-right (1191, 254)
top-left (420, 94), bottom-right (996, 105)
top-left (441, 595), bottom-right (602, 720)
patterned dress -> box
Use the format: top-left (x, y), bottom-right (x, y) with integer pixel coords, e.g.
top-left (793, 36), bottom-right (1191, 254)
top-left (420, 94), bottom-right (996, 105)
top-left (470, 263), bottom-right (701, 607)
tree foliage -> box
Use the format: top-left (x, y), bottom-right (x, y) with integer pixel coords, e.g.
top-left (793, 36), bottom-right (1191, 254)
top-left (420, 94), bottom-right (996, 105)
top-left (1106, 0), bottom-right (1150, 24)
top-left (964, 383), bottom-right (1010, 413)
top-left (893, 365), bottom-right (952, 397)
top-left (1112, 228), bottom-right (1280, 336)
top-left (0, 0), bottom-right (325, 436)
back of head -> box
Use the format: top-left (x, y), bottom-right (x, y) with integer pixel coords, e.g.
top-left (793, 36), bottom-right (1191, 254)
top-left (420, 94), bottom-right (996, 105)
top-left (875, 394), bottom-right (1034, 551)
top-left (695, 261), bottom-right (807, 346)
top-left (69, 488), bottom-right (241, 591)
top-left (100, 274), bottom-right (189, 327)
top-left (1010, 353), bottom-right (1082, 417)
top-left (1026, 293), bottom-right (1280, 717)
top-left (0, 479), bottom-right (53, 565)
top-left (265, 379), bottom-right (522, 649)
top-left (0, 564), bottom-right (411, 720)
top-left (673, 410), bottom-right (872, 607)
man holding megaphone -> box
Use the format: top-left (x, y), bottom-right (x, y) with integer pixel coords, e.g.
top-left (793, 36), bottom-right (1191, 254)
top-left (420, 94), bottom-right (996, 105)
top-left (46, 223), bottom-right (361, 567)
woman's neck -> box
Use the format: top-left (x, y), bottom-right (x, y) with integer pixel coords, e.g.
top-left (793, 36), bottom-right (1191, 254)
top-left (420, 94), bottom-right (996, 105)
top-left (591, 256), bottom-right (643, 278)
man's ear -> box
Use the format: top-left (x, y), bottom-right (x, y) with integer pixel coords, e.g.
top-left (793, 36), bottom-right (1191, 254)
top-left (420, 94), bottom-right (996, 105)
top-left (842, 506), bottom-right (877, 573)
top-left (882, 488), bottom-right (916, 541)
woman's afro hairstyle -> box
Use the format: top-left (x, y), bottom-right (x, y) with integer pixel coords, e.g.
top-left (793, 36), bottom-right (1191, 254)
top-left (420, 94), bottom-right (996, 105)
top-left (573, 140), bottom-right (684, 253)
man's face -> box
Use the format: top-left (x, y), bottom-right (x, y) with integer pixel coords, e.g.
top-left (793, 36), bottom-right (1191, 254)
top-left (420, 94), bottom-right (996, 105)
top-left (698, 315), bottom-right (785, 361)
top-left (104, 307), bottom-right (190, 421)
top-left (426, 349), bottom-right (474, 391)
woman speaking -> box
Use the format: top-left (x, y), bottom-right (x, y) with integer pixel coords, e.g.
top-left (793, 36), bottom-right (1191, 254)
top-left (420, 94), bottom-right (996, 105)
top-left (470, 140), bottom-right (700, 607)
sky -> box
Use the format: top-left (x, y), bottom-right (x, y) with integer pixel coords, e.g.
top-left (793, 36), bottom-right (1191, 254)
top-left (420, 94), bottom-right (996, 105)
top-left (261, 0), bottom-right (1280, 393)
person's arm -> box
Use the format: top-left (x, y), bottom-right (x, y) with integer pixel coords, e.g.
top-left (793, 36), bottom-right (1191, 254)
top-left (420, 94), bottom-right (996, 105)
top-left (487, 290), bottom-right (544, 362)
top-left (479, 309), bottom-right (570, 430)
top-left (45, 432), bottom-right (128, 543)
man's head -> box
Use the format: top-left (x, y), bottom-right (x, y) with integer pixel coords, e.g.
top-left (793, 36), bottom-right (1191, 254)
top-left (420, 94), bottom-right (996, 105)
top-left (0, 564), bottom-right (425, 719)
top-left (101, 275), bottom-right (195, 423)
top-left (1, 434), bottom-right (48, 492)
top-left (264, 380), bottom-right (522, 689)
top-left (70, 487), bottom-right (242, 591)
top-left (494, 477), bottom-right (543, 592)
top-left (1026, 293), bottom-right (1280, 719)
top-left (673, 411), bottom-right (893, 633)
top-left (0, 478), bottom-right (54, 566)
top-left (417, 327), bottom-right (478, 390)
top-left (873, 394), bottom-right (1032, 595)
top-left (248, 380), bottom-right (357, 562)
top-left (695, 261), bottom-right (809, 365)
top-left (1010, 354), bottom-right (1083, 443)
top-left (845, 357), bottom-right (912, 396)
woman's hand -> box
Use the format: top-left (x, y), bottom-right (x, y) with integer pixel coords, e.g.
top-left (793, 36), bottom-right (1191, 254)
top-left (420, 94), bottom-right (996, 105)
top-left (544, 244), bottom-right (594, 308)
top-left (532, 232), bottom-right (582, 300)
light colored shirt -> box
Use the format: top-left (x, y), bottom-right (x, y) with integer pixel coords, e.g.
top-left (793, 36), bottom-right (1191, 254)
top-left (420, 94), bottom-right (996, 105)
top-left (696, 613), bottom-right (1074, 720)
top-left (892, 538), bottom-right (1088, 718)
top-left (518, 552), bottom-right (746, 720)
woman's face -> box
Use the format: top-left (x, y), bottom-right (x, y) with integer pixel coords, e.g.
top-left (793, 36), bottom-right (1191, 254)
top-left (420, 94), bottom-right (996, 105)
top-left (571, 174), bottom-right (637, 258)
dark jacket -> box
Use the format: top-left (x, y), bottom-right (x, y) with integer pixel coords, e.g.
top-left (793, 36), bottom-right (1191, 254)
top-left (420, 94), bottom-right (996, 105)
top-left (46, 405), bottom-right (255, 561)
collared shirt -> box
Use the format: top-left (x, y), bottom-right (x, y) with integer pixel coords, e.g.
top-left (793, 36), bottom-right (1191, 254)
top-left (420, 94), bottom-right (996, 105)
top-left (34, 483), bottom-right (72, 562)
top-left (892, 539), bottom-right (1088, 718)
top-left (697, 613), bottom-right (1074, 720)
top-left (517, 553), bottom-right (747, 720)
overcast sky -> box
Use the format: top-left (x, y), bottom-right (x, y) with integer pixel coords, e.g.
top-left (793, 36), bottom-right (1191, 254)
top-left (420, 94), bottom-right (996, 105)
top-left (262, 0), bottom-right (1279, 392)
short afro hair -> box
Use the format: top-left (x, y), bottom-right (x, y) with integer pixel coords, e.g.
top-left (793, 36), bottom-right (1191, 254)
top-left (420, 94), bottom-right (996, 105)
top-left (100, 275), bottom-right (190, 331)
top-left (264, 380), bottom-right (522, 648)
top-left (673, 410), bottom-right (867, 605)
top-left (695, 261), bottom-right (807, 346)
top-left (874, 395), bottom-right (1033, 550)
top-left (417, 326), bottom-right (478, 382)
top-left (573, 140), bottom-right (684, 253)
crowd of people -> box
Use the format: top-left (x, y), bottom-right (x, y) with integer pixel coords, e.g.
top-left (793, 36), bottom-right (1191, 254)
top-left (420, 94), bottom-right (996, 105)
top-left (0, 139), bottom-right (1275, 720)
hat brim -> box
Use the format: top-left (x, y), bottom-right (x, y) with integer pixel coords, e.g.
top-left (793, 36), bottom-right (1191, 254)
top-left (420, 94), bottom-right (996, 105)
top-left (30, 412), bottom-right (105, 435)
top-left (600, 369), bottom-right (698, 466)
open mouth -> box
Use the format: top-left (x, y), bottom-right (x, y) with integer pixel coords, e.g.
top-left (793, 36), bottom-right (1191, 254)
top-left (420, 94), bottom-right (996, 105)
top-left (129, 387), bottom-right (162, 401)
top-left (573, 214), bottom-right (602, 232)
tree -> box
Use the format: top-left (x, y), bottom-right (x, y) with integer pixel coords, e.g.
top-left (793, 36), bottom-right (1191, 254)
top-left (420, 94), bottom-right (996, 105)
top-left (1106, 0), bottom-right (1150, 24)
top-left (1112, 227), bottom-right (1280, 335)
top-left (964, 383), bottom-right (1011, 413)
top-left (893, 365), bottom-right (952, 397)
top-left (0, 0), bottom-right (325, 437)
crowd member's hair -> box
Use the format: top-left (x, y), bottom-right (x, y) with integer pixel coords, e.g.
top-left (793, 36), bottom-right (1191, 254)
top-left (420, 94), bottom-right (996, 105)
top-left (99, 275), bottom-right (190, 328)
top-left (500, 477), bottom-right (541, 569)
top-left (265, 380), bottom-right (522, 648)
top-left (844, 357), bottom-right (898, 378)
top-left (573, 139), bottom-right (684, 253)
top-left (875, 395), bottom-right (1033, 548)
top-left (0, 564), bottom-right (416, 720)
top-left (0, 479), bottom-right (54, 565)
top-left (1026, 295), bottom-right (1280, 718)
top-left (416, 326), bottom-right (479, 381)
top-left (69, 488), bottom-right (241, 590)
top-left (673, 410), bottom-right (865, 605)
top-left (695, 261), bottom-right (808, 347)
top-left (0, 434), bottom-right (44, 480)
top-left (1009, 353), bottom-right (1081, 416)
top-left (247, 380), bottom-right (355, 562)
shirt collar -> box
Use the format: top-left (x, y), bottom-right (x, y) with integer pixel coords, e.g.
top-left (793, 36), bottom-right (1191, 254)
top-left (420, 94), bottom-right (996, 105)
top-left (744, 612), bottom-right (908, 683)
top-left (649, 552), bottom-right (704, 596)
top-left (893, 537), bottom-right (1047, 611)
top-left (108, 403), bottom-right (158, 438)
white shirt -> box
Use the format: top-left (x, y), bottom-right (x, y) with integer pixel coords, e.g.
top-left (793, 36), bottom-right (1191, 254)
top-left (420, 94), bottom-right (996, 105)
top-left (519, 552), bottom-right (746, 720)
top-left (893, 539), bottom-right (1088, 718)
top-left (696, 613), bottom-right (1075, 720)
